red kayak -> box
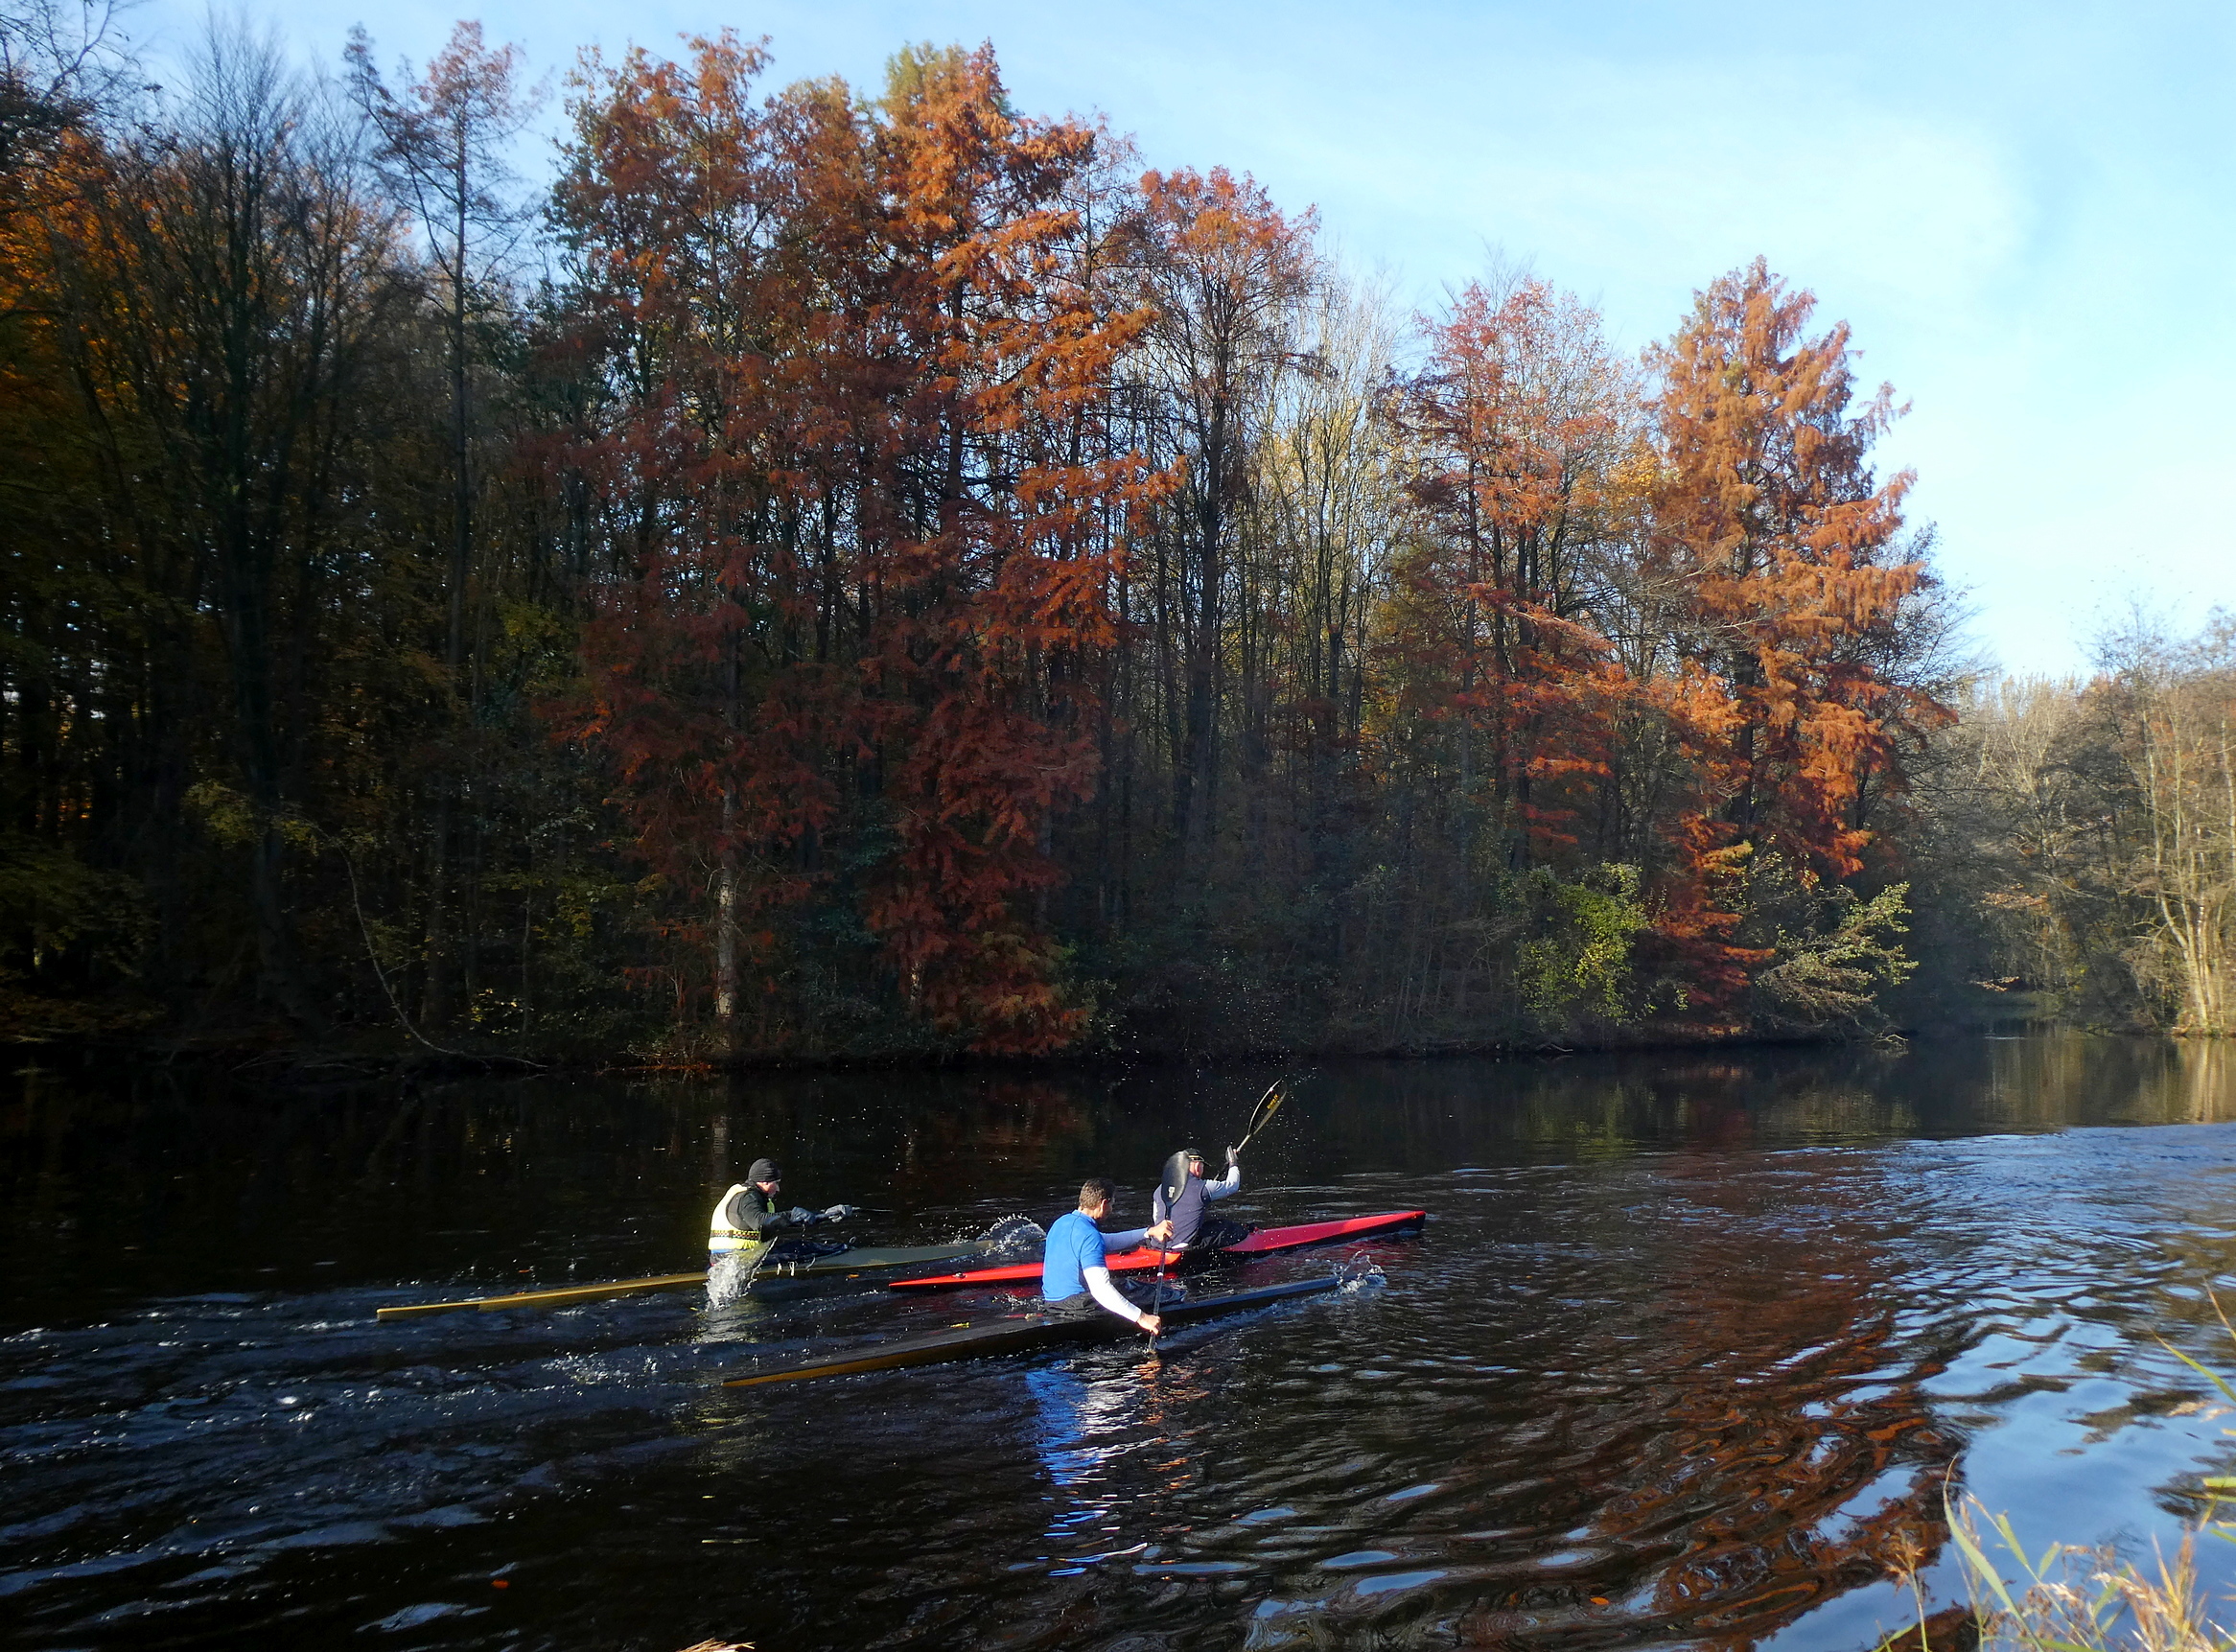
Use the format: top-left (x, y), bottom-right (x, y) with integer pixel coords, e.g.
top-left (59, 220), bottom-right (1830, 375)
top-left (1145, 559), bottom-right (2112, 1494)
top-left (889, 1209), bottom-right (1427, 1291)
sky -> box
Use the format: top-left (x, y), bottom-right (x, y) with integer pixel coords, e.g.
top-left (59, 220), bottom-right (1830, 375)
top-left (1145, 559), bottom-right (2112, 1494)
top-left (123, 0), bottom-right (2236, 678)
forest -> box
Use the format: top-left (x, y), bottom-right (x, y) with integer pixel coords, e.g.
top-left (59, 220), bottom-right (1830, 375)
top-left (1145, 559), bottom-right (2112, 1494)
top-left (5, 5), bottom-right (2233, 1061)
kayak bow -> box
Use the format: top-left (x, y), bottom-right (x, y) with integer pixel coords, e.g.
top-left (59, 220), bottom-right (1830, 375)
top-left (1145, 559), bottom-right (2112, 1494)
top-left (377, 1271), bottom-right (711, 1319)
top-left (725, 1275), bottom-right (1342, 1387)
top-left (377, 1242), bottom-right (984, 1320)
top-left (889, 1209), bottom-right (1426, 1291)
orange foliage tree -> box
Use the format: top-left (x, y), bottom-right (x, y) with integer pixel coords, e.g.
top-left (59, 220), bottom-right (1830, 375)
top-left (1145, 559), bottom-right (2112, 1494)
top-left (2, 14), bottom-right (1985, 1056)
top-left (550, 35), bottom-right (857, 1047)
top-left (847, 46), bottom-right (1165, 1050)
top-left (552, 38), bottom-right (1159, 1053)
top-left (1642, 259), bottom-right (1951, 1008)
top-left (1381, 274), bottom-right (1634, 873)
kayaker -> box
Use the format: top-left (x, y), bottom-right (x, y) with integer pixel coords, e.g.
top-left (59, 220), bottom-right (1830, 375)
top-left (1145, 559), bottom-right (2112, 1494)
top-left (1153, 1145), bottom-right (1248, 1252)
top-left (1042, 1177), bottom-right (1174, 1333)
top-left (709, 1158), bottom-right (857, 1258)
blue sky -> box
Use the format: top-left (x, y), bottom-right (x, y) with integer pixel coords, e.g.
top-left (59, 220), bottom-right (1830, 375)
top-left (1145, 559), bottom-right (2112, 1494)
top-left (127, 0), bottom-right (2236, 677)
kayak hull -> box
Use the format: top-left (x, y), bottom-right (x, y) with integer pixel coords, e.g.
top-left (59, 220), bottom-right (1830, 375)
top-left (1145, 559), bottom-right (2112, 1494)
top-left (377, 1241), bottom-right (984, 1320)
top-left (744, 1242), bottom-right (984, 1279)
top-left (725, 1275), bottom-right (1343, 1387)
top-left (889, 1209), bottom-right (1427, 1291)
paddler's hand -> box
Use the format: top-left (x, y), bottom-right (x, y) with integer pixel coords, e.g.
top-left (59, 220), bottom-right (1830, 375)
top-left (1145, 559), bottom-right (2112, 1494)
top-left (787, 1205), bottom-right (817, 1225)
top-left (1146, 1221), bottom-right (1174, 1245)
top-left (1225, 1145), bottom-right (1239, 1168)
top-left (821, 1203), bottom-right (855, 1222)
top-left (1136, 1311), bottom-right (1162, 1336)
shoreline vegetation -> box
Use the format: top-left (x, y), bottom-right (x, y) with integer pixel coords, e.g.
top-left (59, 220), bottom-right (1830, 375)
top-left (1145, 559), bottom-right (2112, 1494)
top-left (1872, 1304), bottom-right (2236, 1652)
top-left (0, 1016), bottom-right (2024, 1082)
top-left (7, 7), bottom-right (2236, 1068)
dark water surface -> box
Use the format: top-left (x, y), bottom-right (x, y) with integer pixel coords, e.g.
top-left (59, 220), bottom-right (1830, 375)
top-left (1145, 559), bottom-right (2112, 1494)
top-left (10, 1036), bottom-right (2236, 1650)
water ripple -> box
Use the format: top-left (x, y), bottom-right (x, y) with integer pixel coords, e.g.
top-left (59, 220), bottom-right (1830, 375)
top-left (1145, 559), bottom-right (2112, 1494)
top-left (10, 1041), bottom-right (2236, 1648)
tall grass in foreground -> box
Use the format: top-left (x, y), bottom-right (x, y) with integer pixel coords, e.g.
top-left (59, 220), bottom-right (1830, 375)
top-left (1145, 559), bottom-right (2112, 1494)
top-left (1950, 1505), bottom-right (2226, 1651)
top-left (1941, 1317), bottom-right (2236, 1650)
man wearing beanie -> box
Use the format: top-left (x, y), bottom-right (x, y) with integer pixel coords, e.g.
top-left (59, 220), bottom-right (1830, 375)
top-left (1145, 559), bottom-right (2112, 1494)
top-left (1152, 1144), bottom-right (1248, 1252)
top-left (709, 1157), bottom-right (857, 1259)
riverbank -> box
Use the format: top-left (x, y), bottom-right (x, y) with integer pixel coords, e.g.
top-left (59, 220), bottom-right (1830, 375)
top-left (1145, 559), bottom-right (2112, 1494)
top-left (1, 990), bottom-right (2052, 1084)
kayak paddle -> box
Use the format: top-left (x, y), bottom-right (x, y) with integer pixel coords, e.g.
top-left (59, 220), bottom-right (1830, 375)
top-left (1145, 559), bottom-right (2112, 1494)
top-left (1234, 1080), bottom-right (1287, 1156)
top-left (1148, 1081), bottom-right (1290, 1337)
top-left (1148, 1149), bottom-right (1192, 1339)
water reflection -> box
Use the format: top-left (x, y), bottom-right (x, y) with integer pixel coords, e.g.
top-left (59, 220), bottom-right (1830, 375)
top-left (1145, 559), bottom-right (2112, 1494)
top-left (8, 1035), bottom-right (2236, 1649)
top-left (1026, 1363), bottom-right (1148, 1568)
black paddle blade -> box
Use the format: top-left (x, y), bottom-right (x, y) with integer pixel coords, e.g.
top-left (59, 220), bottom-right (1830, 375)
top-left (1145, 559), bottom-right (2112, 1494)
top-left (1159, 1150), bottom-right (1192, 1209)
top-left (1241, 1081), bottom-right (1286, 1148)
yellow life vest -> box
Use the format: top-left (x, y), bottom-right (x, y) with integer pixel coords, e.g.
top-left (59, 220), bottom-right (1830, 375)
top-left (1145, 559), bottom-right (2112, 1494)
top-left (709, 1183), bottom-right (779, 1254)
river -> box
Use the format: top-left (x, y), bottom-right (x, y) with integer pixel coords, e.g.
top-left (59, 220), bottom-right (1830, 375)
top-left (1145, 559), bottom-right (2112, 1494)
top-left (7, 1035), bottom-right (2236, 1649)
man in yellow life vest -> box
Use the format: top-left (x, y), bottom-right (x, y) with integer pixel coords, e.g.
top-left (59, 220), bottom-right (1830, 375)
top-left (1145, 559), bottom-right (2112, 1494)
top-left (708, 1158), bottom-right (857, 1262)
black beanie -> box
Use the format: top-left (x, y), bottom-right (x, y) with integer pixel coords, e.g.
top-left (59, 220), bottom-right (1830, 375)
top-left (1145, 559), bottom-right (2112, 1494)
top-left (748, 1157), bottom-right (781, 1183)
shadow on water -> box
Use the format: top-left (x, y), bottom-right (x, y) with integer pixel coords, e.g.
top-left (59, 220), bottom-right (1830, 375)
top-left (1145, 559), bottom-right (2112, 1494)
top-left (6, 1035), bottom-right (2236, 1649)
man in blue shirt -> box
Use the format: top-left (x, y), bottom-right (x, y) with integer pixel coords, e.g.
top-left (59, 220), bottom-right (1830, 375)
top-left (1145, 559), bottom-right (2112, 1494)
top-left (1042, 1176), bottom-right (1174, 1333)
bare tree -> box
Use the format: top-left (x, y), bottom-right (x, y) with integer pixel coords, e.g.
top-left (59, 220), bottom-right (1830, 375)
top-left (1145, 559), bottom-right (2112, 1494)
top-left (2127, 620), bottom-right (2236, 1032)
top-left (0, 0), bottom-right (133, 182)
top-left (345, 20), bottom-right (539, 1026)
top-left (42, 17), bottom-right (408, 1016)
top-left (1125, 167), bottom-right (1317, 859)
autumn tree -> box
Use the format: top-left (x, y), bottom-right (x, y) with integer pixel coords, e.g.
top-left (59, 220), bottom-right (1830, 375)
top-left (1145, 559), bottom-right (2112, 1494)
top-left (552, 37), bottom-right (1158, 1054)
top-left (0, 2), bottom-right (136, 1013)
top-left (1642, 259), bottom-right (1950, 1015)
top-left (2, 19), bottom-right (2008, 1057)
top-left (29, 25), bottom-right (411, 1016)
top-left (1124, 167), bottom-right (1316, 860)
top-left (0, 0), bottom-right (131, 185)
top-left (847, 45), bottom-right (1163, 1051)
top-left (1382, 272), bottom-right (1635, 873)
top-left (551, 33), bottom-right (834, 1048)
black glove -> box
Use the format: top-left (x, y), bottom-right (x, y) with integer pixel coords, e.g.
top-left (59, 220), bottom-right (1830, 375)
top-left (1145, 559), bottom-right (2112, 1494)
top-left (822, 1203), bottom-right (855, 1222)
top-left (787, 1205), bottom-right (817, 1225)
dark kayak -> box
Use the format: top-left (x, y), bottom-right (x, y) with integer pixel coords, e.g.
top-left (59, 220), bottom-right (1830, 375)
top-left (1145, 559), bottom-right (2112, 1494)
top-left (725, 1276), bottom-right (1344, 1387)
top-left (888, 1209), bottom-right (1427, 1291)
top-left (376, 1242), bottom-right (984, 1320)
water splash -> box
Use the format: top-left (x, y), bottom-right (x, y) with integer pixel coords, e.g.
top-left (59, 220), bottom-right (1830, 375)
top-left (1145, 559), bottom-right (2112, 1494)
top-left (980, 1215), bottom-right (1047, 1262)
top-left (704, 1251), bottom-right (748, 1309)
top-left (1335, 1249), bottom-right (1386, 1292)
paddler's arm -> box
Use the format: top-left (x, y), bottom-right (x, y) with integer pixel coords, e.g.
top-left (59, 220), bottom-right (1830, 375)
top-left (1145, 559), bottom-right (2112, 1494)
top-left (1204, 1155), bottom-right (1241, 1200)
top-left (1083, 1265), bottom-right (1159, 1335)
top-left (739, 1203), bottom-right (816, 1235)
